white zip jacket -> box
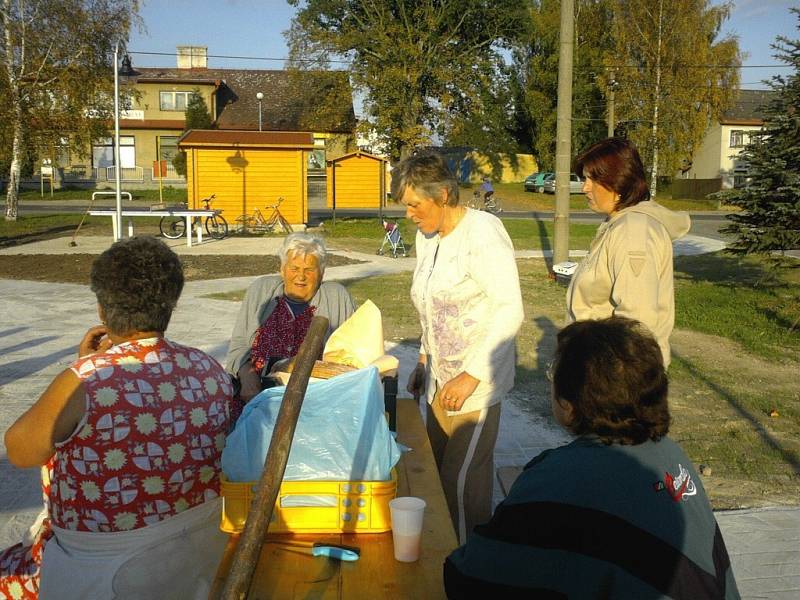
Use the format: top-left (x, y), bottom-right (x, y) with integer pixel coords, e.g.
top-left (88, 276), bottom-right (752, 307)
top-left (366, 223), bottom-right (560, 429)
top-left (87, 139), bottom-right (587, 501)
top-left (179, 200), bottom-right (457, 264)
top-left (566, 201), bottom-right (691, 366)
top-left (411, 209), bottom-right (524, 414)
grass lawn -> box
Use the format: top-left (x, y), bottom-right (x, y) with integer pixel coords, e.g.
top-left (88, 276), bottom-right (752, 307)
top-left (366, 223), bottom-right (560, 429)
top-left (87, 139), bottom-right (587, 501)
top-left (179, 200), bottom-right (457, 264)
top-left (465, 181), bottom-right (729, 213)
top-left (319, 217), bottom-right (597, 254)
top-left (0, 214), bottom-right (164, 247)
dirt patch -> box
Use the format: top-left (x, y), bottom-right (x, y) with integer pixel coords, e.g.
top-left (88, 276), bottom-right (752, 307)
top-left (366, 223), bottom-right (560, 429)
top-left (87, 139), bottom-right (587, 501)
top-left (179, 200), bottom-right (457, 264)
top-left (0, 253), bottom-right (361, 284)
top-left (669, 328), bottom-right (800, 508)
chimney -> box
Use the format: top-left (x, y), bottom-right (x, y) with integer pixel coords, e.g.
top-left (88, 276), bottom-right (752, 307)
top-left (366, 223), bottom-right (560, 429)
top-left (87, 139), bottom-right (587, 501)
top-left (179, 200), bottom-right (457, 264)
top-left (176, 46), bottom-right (207, 69)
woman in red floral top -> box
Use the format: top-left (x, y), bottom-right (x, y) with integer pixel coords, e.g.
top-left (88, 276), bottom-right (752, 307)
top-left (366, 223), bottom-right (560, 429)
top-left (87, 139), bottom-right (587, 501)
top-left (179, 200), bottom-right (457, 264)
top-left (1, 237), bottom-right (232, 599)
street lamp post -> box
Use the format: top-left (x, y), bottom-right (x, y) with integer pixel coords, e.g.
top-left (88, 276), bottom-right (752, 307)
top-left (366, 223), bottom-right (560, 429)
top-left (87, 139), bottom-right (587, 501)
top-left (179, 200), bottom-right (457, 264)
top-left (113, 41), bottom-right (123, 241)
top-left (256, 92), bottom-right (264, 131)
top-left (112, 46), bottom-right (138, 241)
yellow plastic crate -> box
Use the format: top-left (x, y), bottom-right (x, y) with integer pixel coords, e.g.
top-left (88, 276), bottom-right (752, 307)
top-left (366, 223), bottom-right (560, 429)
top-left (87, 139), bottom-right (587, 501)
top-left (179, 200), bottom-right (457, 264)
top-left (220, 469), bottom-right (397, 534)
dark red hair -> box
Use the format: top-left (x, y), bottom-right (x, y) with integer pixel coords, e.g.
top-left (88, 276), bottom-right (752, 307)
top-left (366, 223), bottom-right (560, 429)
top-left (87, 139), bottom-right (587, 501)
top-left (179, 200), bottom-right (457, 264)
top-left (574, 138), bottom-right (650, 210)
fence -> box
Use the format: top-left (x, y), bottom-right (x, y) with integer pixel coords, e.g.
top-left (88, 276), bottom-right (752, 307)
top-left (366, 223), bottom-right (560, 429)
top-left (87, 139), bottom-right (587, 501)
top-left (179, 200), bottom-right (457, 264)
top-left (665, 178), bottom-right (722, 200)
top-left (106, 166), bottom-right (144, 182)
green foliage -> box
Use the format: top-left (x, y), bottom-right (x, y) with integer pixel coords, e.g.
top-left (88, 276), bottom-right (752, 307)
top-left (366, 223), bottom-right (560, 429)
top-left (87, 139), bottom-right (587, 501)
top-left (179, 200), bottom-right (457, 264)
top-left (1, 0), bottom-right (141, 220)
top-left (185, 90), bottom-right (214, 130)
top-left (173, 89), bottom-right (213, 176)
top-left (287, 0), bottom-right (529, 161)
top-left (607, 0), bottom-right (740, 195)
top-left (511, 0), bottom-right (611, 170)
top-left (716, 10), bottom-right (800, 255)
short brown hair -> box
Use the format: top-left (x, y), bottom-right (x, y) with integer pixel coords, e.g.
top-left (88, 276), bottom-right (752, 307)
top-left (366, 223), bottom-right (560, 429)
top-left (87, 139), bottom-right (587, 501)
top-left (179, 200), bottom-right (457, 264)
top-left (574, 138), bottom-right (650, 210)
top-left (91, 237), bottom-right (184, 335)
top-left (390, 152), bottom-right (459, 207)
top-left (553, 317), bottom-right (670, 445)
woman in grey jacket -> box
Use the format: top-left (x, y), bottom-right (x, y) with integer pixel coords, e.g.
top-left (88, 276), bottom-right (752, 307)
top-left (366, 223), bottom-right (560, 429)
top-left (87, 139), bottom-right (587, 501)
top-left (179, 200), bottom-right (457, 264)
top-left (225, 233), bottom-right (355, 405)
top-left (567, 138), bottom-right (690, 367)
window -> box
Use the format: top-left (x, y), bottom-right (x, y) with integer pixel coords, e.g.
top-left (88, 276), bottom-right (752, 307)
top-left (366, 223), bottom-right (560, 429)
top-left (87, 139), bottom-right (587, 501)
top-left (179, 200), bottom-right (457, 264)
top-left (92, 136), bottom-right (135, 169)
top-left (732, 158), bottom-right (750, 189)
top-left (158, 136), bottom-right (179, 163)
top-left (160, 91), bottom-right (192, 111)
top-left (730, 130), bottom-right (746, 148)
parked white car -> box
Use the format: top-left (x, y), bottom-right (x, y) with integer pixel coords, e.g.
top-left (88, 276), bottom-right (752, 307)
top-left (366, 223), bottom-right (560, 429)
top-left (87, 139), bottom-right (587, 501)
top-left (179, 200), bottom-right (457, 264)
top-left (543, 173), bottom-right (584, 194)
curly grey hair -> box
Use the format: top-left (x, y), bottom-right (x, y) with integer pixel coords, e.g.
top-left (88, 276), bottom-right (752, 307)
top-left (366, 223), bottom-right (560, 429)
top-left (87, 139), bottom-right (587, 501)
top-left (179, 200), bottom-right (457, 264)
top-left (90, 236), bottom-right (184, 335)
top-left (279, 232), bottom-right (328, 272)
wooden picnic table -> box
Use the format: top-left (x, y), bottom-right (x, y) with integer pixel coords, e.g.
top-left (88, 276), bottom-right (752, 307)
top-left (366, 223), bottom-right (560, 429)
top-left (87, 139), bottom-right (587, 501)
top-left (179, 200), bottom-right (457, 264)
top-left (210, 398), bottom-right (458, 599)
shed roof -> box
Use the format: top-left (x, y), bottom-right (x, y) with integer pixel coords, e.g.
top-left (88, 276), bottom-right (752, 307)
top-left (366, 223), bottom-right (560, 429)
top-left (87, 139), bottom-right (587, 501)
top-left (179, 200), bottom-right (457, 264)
top-left (327, 151), bottom-right (388, 164)
top-left (136, 67), bottom-right (355, 134)
top-left (178, 129), bottom-right (315, 148)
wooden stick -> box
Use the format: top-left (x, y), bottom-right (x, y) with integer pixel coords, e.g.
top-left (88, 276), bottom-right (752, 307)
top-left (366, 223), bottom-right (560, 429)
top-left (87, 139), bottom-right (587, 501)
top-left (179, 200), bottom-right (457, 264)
top-left (220, 316), bottom-right (329, 600)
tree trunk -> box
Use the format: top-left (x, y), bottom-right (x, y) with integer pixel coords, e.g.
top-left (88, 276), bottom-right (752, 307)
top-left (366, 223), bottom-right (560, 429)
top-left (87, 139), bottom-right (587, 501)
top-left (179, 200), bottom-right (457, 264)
top-left (649, 0), bottom-right (663, 200)
top-left (2, 0), bottom-right (21, 221)
top-left (5, 118), bottom-right (22, 221)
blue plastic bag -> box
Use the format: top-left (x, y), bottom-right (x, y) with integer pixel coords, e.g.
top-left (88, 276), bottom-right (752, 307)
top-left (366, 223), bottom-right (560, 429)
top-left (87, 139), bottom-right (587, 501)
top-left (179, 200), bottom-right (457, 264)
top-left (222, 367), bottom-right (401, 482)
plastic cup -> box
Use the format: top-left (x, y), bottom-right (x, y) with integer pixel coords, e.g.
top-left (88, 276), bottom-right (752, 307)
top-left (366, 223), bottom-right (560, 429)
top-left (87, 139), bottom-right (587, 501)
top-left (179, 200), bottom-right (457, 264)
top-left (389, 496), bottom-right (426, 562)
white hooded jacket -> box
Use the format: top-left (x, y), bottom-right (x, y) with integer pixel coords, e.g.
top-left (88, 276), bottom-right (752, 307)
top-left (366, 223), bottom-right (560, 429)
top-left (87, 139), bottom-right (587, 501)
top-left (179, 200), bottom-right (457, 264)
top-left (566, 201), bottom-right (691, 366)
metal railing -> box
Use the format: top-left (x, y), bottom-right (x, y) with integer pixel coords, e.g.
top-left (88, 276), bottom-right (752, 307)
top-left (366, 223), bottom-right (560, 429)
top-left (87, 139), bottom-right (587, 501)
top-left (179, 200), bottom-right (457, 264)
top-left (106, 166), bottom-right (144, 182)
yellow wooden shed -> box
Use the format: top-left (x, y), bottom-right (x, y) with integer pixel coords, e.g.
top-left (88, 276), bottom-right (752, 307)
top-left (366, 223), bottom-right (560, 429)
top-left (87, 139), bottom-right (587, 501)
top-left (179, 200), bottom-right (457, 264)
top-left (178, 130), bottom-right (315, 227)
top-left (325, 151), bottom-right (388, 209)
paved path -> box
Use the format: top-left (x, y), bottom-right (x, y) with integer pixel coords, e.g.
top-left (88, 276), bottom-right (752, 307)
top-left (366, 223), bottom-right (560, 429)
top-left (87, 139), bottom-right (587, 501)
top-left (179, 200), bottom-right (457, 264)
top-left (0, 232), bottom-right (797, 598)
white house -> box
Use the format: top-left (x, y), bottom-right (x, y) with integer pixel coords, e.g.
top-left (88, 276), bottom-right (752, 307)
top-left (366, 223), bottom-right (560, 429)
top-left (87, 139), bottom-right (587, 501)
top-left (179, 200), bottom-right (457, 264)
top-left (679, 89), bottom-right (774, 189)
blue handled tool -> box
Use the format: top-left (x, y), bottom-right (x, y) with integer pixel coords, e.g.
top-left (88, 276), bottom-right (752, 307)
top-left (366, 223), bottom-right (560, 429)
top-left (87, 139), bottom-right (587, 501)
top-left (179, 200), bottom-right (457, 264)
top-left (310, 543), bottom-right (360, 562)
top-left (270, 540), bottom-right (360, 562)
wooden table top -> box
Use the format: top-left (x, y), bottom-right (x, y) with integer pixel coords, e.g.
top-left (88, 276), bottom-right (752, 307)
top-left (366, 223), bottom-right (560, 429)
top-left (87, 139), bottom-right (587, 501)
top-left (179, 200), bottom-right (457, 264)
top-left (211, 398), bottom-right (458, 599)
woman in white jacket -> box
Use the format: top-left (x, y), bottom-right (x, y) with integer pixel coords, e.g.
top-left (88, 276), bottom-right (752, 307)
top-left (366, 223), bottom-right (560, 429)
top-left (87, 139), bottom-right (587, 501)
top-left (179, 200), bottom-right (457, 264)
top-left (567, 138), bottom-right (691, 367)
top-left (395, 153), bottom-right (524, 544)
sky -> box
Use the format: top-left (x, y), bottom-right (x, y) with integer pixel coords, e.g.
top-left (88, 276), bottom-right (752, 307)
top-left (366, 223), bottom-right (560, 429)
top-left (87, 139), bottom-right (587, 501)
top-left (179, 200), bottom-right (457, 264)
top-left (128, 0), bottom-right (799, 102)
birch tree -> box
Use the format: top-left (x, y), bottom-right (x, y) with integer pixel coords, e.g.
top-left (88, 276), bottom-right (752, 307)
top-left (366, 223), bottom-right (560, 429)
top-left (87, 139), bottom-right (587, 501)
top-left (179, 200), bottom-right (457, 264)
top-left (0, 0), bottom-right (139, 220)
top-left (607, 0), bottom-right (740, 197)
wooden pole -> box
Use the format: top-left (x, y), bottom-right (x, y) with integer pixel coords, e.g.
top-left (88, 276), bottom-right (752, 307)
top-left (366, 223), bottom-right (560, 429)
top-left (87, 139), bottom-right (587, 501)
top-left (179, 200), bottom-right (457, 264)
top-left (220, 316), bottom-right (330, 600)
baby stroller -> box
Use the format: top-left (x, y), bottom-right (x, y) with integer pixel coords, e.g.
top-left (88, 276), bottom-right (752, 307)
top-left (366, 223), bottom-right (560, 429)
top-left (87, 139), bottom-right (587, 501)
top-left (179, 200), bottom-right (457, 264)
top-left (376, 219), bottom-right (407, 258)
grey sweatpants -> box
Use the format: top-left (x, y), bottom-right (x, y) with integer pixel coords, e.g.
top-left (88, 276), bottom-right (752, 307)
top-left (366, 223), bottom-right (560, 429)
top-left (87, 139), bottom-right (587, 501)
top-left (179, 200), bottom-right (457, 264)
top-left (426, 395), bottom-right (501, 545)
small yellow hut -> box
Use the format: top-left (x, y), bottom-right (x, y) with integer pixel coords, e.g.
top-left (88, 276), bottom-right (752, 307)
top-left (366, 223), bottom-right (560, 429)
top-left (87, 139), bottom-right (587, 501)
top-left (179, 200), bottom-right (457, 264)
top-left (325, 151), bottom-right (388, 209)
top-left (178, 130), bottom-right (315, 227)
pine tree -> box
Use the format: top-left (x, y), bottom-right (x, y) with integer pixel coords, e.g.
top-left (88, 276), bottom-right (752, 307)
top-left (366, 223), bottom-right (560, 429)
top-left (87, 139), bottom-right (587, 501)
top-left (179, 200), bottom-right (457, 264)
top-left (719, 9), bottom-right (800, 255)
top-left (173, 90), bottom-right (213, 176)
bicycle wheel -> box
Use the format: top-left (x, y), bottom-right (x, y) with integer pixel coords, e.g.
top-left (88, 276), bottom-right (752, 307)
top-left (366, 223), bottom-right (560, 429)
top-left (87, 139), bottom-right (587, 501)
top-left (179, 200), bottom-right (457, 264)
top-left (160, 216), bottom-right (186, 239)
top-left (277, 213), bottom-right (293, 234)
top-left (205, 215), bottom-right (229, 239)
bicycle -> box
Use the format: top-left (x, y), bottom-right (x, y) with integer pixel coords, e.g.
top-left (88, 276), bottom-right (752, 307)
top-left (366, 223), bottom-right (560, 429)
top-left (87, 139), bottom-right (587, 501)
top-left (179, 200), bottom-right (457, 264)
top-left (470, 190), bottom-right (503, 215)
top-left (235, 197), bottom-right (293, 234)
top-left (159, 194), bottom-right (229, 240)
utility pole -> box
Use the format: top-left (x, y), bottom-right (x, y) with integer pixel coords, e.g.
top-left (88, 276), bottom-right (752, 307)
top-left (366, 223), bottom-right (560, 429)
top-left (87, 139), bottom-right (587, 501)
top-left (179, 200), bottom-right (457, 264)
top-left (553, 0), bottom-right (574, 266)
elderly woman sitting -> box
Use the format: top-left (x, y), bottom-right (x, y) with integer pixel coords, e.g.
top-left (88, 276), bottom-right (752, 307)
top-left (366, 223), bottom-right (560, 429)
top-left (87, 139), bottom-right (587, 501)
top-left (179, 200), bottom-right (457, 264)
top-left (1, 237), bottom-right (233, 599)
top-left (226, 232), bottom-right (355, 404)
top-left (445, 317), bottom-right (740, 599)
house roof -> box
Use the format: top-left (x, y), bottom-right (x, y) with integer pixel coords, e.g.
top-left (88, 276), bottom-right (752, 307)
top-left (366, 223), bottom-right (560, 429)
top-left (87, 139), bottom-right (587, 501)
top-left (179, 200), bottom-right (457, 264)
top-left (178, 129), bottom-right (315, 148)
top-left (720, 90), bottom-right (775, 125)
top-left (136, 67), bottom-right (355, 134)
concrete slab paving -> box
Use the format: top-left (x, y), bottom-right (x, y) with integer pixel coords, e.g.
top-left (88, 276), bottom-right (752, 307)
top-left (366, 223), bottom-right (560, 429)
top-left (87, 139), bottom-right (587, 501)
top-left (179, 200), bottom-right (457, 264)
top-left (0, 232), bottom-right (797, 598)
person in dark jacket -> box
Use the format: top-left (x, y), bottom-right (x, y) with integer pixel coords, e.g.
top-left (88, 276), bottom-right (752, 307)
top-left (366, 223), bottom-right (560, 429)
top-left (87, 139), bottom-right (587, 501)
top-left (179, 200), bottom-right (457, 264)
top-left (444, 317), bottom-right (740, 600)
